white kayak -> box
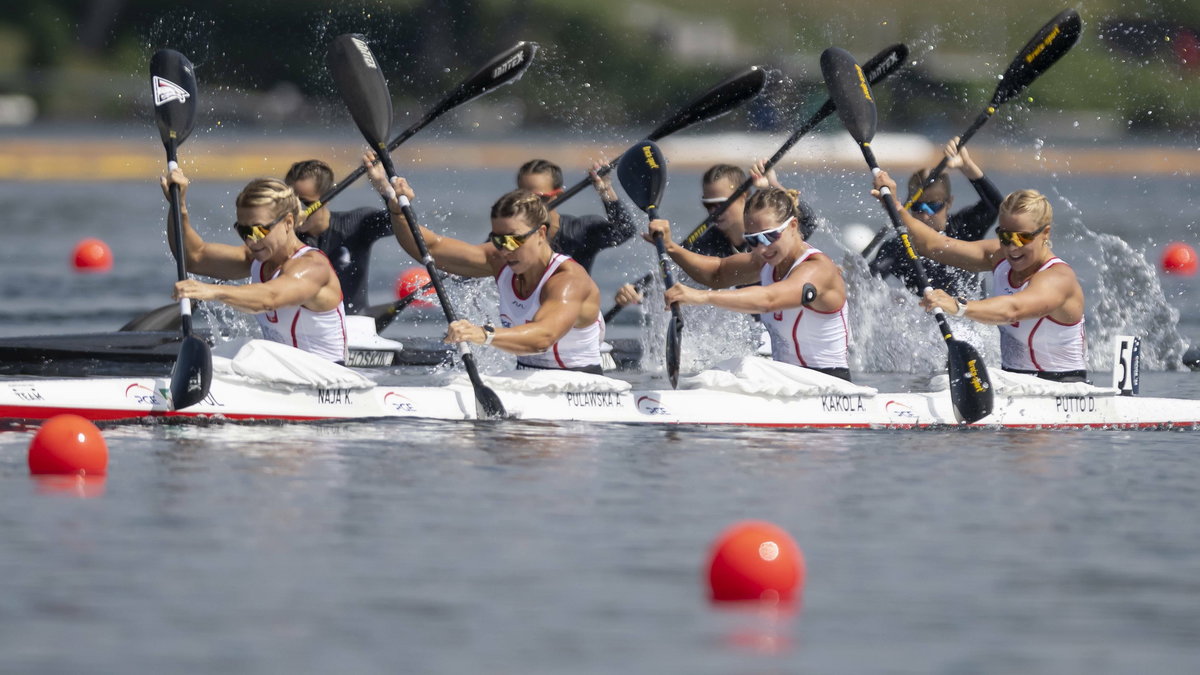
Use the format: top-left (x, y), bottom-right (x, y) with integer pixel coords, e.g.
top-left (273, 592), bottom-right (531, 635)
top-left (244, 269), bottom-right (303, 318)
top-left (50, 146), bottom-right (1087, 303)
top-left (0, 340), bottom-right (1196, 429)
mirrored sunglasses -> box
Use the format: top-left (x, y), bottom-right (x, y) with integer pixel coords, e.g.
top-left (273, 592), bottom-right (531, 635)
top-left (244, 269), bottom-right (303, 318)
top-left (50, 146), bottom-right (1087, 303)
top-left (996, 224), bottom-right (1048, 247)
top-left (489, 224), bottom-right (543, 251)
top-left (744, 216), bottom-right (795, 248)
top-left (234, 210), bottom-right (290, 242)
top-left (910, 201), bottom-right (946, 216)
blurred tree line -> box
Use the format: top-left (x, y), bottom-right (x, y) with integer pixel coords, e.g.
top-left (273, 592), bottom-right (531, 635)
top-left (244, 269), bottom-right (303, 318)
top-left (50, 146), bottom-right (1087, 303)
top-left (1, 0), bottom-right (1198, 137)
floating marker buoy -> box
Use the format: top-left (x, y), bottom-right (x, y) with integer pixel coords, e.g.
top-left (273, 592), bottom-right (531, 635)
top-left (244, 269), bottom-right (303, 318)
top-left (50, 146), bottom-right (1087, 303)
top-left (395, 267), bottom-right (436, 308)
top-left (27, 414), bottom-right (109, 476)
top-left (1161, 242), bottom-right (1197, 276)
top-left (707, 520), bottom-right (805, 604)
top-left (72, 237), bottom-right (113, 272)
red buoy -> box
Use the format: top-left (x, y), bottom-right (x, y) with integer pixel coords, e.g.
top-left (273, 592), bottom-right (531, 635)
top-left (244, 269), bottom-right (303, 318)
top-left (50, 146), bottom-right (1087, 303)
top-left (72, 237), bottom-right (113, 272)
top-left (707, 520), bottom-right (805, 604)
top-left (28, 414), bottom-right (109, 476)
top-left (1162, 242), bottom-right (1197, 276)
top-left (395, 267), bottom-right (436, 308)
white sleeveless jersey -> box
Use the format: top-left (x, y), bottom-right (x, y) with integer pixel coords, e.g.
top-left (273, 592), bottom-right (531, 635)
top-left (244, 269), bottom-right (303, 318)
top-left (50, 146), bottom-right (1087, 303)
top-left (993, 256), bottom-right (1086, 372)
top-left (496, 254), bottom-right (603, 369)
top-left (250, 246), bottom-right (347, 362)
top-left (759, 245), bottom-right (849, 369)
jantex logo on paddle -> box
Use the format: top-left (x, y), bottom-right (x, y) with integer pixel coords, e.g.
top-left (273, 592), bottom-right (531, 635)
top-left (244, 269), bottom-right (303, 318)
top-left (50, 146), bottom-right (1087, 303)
top-left (351, 37), bottom-right (378, 69)
top-left (491, 50), bottom-right (525, 79)
top-left (152, 76), bottom-right (190, 107)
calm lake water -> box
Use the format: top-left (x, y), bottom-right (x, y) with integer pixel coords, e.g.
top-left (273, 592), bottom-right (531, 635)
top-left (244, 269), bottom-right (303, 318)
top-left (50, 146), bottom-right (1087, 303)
top-left (2, 157), bottom-right (1199, 673)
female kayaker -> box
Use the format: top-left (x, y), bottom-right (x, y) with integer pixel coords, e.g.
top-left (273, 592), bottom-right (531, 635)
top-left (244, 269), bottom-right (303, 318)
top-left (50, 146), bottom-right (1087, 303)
top-left (871, 172), bottom-right (1088, 382)
top-left (363, 151), bottom-right (606, 374)
top-left (645, 187), bottom-right (851, 381)
top-left (161, 168), bottom-right (347, 362)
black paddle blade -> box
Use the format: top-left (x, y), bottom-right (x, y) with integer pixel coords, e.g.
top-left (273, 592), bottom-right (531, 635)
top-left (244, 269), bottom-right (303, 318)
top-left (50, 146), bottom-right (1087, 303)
top-left (435, 41), bottom-right (538, 114)
top-left (149, 49), bottom-right (197, 155)
top-left (862, 43), bottom-right (909, 85)
top-left (327, 34), bottom-right (393, 150)
top-left (616, 140), bottom-right (668, 214)
top-left (946, 338), bottom-right (993, 424)
top-left (820, 47), bottom-right (877, 146)
top-left (170, 334), bottom-right (212, 410)
top-left (993, 9), bottom-right (1083, 106)
top-left (648, 65), bottom-right (767, 141)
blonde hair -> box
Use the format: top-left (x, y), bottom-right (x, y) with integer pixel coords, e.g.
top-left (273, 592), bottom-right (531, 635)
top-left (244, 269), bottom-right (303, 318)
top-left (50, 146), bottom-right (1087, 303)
top-left (491, 189), bottom-right (550, 227)
top-left (999, 189), bottom-right (1052, 229)
top-left (744, 187), bottom-right (817, 239)
top-left (236, 178), bottom-right (300, 221)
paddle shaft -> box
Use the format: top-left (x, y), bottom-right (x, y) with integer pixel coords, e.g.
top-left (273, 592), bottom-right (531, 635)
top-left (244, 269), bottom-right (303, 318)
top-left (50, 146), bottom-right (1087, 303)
top-left (164, 139), bottom-right (195, 336)
top-left (375, 152), bottom-right (499, 404)
top-left (860, 144), bottom-right (958, 340)
top-left (859, 107), bottom-right (992, 259)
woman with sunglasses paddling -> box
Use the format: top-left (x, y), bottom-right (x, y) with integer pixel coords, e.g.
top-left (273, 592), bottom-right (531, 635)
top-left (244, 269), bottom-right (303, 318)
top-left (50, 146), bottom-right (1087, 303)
top-left (160, 168), bottom-right (347, 362)
top-left (515, 159), bottom-right (635, 273)
top-left (872, 172), bottom-right (1088, 383)
top-left (643, 188), bottom-right (851, 381)
top-left (365, 153), bottom-right (605, 374)
top-left (868, 137), bottom-right (1003, 299)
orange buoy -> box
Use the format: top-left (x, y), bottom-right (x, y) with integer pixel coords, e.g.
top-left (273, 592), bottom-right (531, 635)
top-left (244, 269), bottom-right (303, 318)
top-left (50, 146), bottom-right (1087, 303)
top-left (72, 237), bottom-right (113, 272)
top-left (395, 267), bottom-right (436, 308)
top-left (707, 520), bottom-right (805, 604)
top-left (27, 414), bottom-right (109, 476)
top-left (1161, 242), bottom-right (1197, 276)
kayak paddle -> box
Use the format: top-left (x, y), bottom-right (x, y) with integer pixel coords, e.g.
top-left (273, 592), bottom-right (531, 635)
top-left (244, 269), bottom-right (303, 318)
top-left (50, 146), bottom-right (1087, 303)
top-left (547, 65), bottom-right (767, 211)
top-left (616, 140), bottom-right (681, 388)
top-left (150, 48), bottom-right (211, 411)
top-left (821, 46), bottom-right (993, 424)
top-left (860, 9), bottom-right (1083, 259)
top-left (306, 40), bottom-right (538, 218)
top-left (327, 33), bottom-right (506, 420)
top-left (605, 43), bottom-right (908, 322)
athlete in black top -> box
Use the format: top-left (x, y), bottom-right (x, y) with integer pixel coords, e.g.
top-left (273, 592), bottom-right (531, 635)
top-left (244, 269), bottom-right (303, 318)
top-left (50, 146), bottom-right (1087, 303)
top-left (867, 138), bottom-right (1003, 299)
top-left (286, 160), bottom-right (393, 315)
top-left (516, 159), bottom-right (635, 272)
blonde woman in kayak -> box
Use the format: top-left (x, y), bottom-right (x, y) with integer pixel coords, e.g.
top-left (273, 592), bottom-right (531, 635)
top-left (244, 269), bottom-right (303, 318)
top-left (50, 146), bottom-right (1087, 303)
top-left (161, 168), bottom-right (347, 362)
top-left (871, 172), bottom-right (1087, 382)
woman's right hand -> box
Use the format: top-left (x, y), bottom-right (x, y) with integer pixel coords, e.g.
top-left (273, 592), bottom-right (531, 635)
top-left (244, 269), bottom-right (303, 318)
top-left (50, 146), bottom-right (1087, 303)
top-left (870, 170), bottom-right (898, 204)
top-left (159, 167), bottom-right (189, 204)
top-left (362, 150), bottom-right (415, 205)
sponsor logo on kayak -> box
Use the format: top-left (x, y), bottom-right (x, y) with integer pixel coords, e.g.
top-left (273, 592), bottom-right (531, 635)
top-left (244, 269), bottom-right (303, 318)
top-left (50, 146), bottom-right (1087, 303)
top-left (885, 399), bottom-right (916, 419)
top-left (347, 349), bottom-right (395, 367)
top-left (565, 391), bottom-right (623, 408)
top-left (1055, 395), bottom-right (1096, 413)
top-left (9, 385), bottom-right (44, 402)
top-left (127, 383), bottom-right (162, 406)
top-left (491, 50), bottom-right (526, 79)
top-left (636, 395), bottom-right (669, 416)
top-left (383, 391), bottom-right (417, 413)
top-left (153, 386), bottom-right (223, 407)
top-left (152, 76), bottom-right (190, 106)
top-left (822, 394), bottom-right (865, 413)
top-left (317, 388), bottom-right (353, 405)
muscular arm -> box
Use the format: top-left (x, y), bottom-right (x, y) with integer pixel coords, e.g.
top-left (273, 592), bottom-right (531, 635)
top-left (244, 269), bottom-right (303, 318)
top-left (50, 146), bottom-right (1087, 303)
top-left (873, 175), bottom-right (998, 274)
top-left (175, 251), bottom-right (339, 313)
top-left (161, 171), bottom-right (251, 279)
top-left (926, 265), bottom-right (1079, 325)
top-left (669, 254), bottom-right (844, 314)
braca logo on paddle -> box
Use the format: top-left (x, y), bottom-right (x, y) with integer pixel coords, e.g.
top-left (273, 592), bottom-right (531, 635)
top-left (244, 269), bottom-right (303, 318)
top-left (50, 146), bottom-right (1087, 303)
top-left (152, 76), bottom-right (190, 106)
